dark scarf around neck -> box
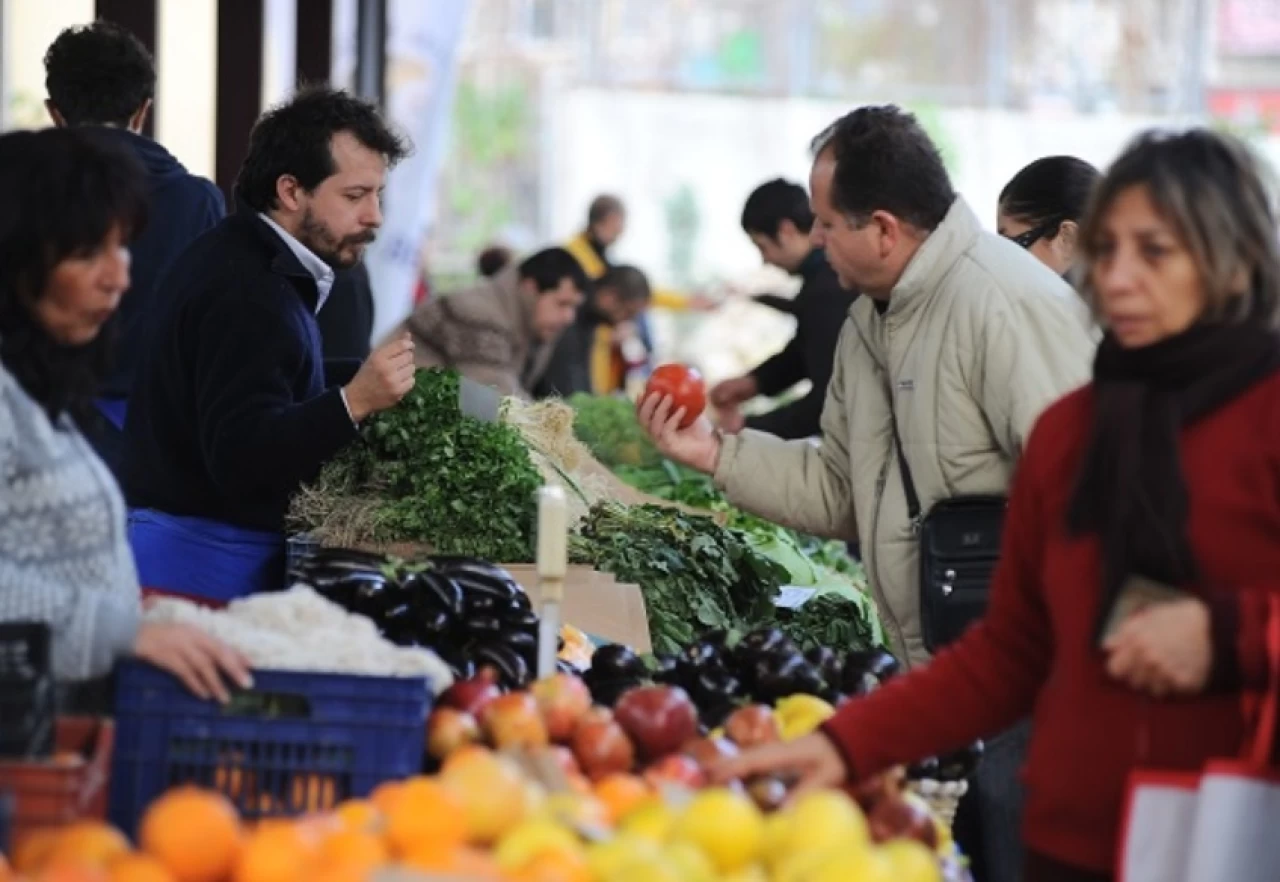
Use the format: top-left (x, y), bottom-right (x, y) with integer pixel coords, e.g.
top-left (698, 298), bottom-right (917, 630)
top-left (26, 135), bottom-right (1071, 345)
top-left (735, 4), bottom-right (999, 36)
top-left (1068, 322), bottom-right (1280, 641)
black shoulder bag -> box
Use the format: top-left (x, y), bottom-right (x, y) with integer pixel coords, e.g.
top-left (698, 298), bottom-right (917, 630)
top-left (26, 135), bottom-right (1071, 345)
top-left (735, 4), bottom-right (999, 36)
top-left (889, 412), bottom-right (1007, 652)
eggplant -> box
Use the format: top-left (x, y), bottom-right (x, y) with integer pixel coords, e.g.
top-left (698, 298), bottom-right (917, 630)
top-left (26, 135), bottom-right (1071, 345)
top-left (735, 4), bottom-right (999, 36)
top-left (682, 639), bottom-right (728, 674)
top-left (843, 668), bottom-right (881, 698)
top-left (845, 648), bottom-right (901, 684)
top-left (700, 629), bottom-right (732, 651)
top-left (465, 595), bottom-right (503, 617)
top-left (752, 654), bottom-right (807, 704)
top-left (787, 662), bottom-right (827, 698)
top-left (405, 571), bottom-right (464, 618)
top-left (463, 615), bottom-right (504, 638)
top-left (733, 628), bottom-right (792, 670)
top-left (937, 741), bottom-right (984, 781)
top-left (590, 644), bottom-right (647, 680)
top-left (431, 555), bottom-right (507, 573)
top-left (421, 607), bottom-right (452, 636)
top-left (471, 642), bottom-right (531, 688)
top-left (582, 671), bottom-right (641, 707)
top-left (503, 610), bottom-right (540, 633)
top-left (499, 630), bottom-right (537, 656)
top-left (907, 757), bottom-right (941, 781)
top-left (649, 654), bottom-right (681, 684)
top-left (804, 646), bottom-right (844, 692)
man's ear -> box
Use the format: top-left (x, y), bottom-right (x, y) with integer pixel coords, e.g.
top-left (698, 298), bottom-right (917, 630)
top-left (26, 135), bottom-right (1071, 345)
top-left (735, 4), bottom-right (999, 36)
top-left (128, 99), bottom-right (153, 133)
top-left (45, 100), bottom-right (67, 128)
top-left (275, 175), bottom-right (305, 213)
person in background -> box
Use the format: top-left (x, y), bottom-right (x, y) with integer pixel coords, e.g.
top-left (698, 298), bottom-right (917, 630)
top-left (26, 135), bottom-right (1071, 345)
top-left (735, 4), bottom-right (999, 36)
top-left (0, 128), bottom-right (249, 703)
top-left (123, 87), bottom-right (414, 606)
top-left (710, 178), bottom-right (857, 439)
top-left (998, 155), bottom-right (1101, 280)
top-left (535, 264), bottom-right (653, 398)
top-left (477, 244), bottom-right (514, 278)
top-left (715, 128), bottom-right (1280, 882)
top-left (402, 247), bottom-right (587, 398)
top-left (43, 21), bottom-right (224, 478)
top-left (639, 106), bottom-right (1093, 882)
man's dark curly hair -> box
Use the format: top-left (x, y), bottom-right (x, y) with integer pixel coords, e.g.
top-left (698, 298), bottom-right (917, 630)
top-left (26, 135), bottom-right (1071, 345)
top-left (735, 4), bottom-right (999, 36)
top-left (811, 105), bottom-right (955, 232)
top-left (44, 21), bottom-right (155, 128)
top-left (234, 86), bottom-right (410, 213)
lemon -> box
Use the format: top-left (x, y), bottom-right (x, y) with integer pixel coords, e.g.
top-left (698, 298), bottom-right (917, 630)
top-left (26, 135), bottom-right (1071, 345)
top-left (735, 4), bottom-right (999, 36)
top-left (720, 862), bottom-right (769, 882)
top-left (662, 840), bottom-right (717, 882)
top-left (776, 695), bottom-right (835, 723)
top-left (493, 818), bottom-right (582, 872)
top-left (804, 846), bottom-right (895, 882)
top-left (673, 787), bottom-right (765, 873)
top-left (765, 789), bottom-right (869, 868)
top-left (881, 839), bottom-right (943, 882)
top-left (586, 834), bottom-right (660, 879)
top-left (607, 852), bottom-right (683, 882)
top-left (618, 799), bottom-right (677, 843)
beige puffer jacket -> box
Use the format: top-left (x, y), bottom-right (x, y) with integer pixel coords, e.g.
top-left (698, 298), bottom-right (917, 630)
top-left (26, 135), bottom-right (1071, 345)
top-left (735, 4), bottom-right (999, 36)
top-left (714, 198), bottom-right (1094, 668)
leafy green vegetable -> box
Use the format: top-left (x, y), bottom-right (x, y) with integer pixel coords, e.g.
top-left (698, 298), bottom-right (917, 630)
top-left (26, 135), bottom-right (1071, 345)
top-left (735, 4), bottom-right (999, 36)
top-left (568, 393), bottom-right (662, 468)
top-left (778, 585), bottom-right (884, 652)
top-left (295, 369), bottom-right (542, 561)
top-left (571, 502), bottom-right (788, 655)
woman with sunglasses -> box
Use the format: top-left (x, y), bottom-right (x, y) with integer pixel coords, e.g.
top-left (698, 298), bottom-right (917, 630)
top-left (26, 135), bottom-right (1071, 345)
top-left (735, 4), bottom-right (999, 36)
top-left (998, 155), bottom-right (1101, 279)
top-left (714, 128), bottom-right (1280, 881)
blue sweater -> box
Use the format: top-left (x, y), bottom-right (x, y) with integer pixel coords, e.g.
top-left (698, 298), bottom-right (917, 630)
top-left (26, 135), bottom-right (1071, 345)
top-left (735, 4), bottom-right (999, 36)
top-left (121, 212), bottom-right (359, 532)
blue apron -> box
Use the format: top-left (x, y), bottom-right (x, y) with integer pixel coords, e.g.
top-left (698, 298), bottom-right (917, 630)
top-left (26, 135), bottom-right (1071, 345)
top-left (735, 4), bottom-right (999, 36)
top-left (128, 509), bottom-right (285, 604)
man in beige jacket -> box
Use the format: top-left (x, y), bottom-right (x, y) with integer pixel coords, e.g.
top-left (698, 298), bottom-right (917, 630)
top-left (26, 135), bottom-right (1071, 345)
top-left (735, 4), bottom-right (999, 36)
top-left (401, 247), bottom-right (587, 397)
top-left (640, 106), bottom-right (1094, 882)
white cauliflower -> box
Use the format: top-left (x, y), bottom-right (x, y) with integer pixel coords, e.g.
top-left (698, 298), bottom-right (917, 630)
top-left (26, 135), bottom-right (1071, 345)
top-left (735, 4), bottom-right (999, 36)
top-left (144, 586), bottom-right (453, 695)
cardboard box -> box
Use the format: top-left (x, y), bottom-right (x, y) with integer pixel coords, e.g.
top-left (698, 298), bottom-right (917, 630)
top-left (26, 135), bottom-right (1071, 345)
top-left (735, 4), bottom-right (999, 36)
top-left (502, 564), bottom-right (651, 653)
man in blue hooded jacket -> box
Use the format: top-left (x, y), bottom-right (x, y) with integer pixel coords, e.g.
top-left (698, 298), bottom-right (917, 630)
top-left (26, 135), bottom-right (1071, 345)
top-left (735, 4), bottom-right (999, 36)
top-left (44, 21), bottom-right (225, 476)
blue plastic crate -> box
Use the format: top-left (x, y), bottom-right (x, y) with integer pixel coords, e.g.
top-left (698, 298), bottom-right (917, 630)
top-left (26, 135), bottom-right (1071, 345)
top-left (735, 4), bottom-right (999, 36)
top-left (108, 661), bottom-right (431, 837)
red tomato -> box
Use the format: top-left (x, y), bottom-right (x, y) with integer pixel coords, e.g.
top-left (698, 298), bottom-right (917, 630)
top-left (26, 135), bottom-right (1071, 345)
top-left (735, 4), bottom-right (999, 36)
top-left (643, 364), bottom-right (706, 428)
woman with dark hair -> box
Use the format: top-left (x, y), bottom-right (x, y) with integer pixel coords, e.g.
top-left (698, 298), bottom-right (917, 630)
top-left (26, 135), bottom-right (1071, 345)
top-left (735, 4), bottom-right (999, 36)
top-left (0, 128), bottom-right (249, 701)
top-left (998, 155), bottom-right (1101, 278)
top-left (715, 128), bottom-right (1280, 881)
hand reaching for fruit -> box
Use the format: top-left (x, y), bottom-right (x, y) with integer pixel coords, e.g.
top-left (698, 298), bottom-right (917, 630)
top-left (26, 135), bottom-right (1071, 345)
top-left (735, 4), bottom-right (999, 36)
top-left (709, 731), bottom-right (849, 800)
top-left (636, 382), bottom-right (721, 475)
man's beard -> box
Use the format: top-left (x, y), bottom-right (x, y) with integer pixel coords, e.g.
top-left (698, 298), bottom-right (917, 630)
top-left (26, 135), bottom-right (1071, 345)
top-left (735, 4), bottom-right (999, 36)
top-left (298, 207), bottom-right (376, 270)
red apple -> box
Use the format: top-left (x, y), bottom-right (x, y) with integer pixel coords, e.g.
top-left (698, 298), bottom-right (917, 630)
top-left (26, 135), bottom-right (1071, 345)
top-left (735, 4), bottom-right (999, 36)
top-left (546, 745), bottom-right (583, 778)
top-left (724, 705), bottom-right (780, 749)
top-left (643, 754), bottom-right (708, 790)
top-left (613, 686), bottom-right (700, 761)
top-left (868, 793), bottom-right (938, 848)
top-left (531, 673), bottom-right (593, 743)
top-left (571, 714), bottom-right (636, 780)
top-left (439, 666), bottom-right (503, 717)
top-left (679, 736), bottom-right (739, 770)
top-left (426, 707), bottom-right (480, 761)
top-left (481, 691), bottom-right (549, 749)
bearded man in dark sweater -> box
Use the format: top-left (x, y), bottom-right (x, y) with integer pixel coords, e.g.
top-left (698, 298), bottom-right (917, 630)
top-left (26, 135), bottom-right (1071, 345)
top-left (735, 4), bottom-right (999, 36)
top-left (122, 87), bottom-right (414, 604)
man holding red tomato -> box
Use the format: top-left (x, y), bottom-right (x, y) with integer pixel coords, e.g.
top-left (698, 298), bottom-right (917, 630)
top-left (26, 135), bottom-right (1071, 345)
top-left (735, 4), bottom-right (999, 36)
top-left (639, 105), bottom-right (1093, 882)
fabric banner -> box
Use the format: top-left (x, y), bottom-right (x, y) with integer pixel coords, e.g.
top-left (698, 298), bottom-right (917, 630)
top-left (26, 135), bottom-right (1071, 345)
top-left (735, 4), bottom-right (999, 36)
top-left (362, 0), bottom-right (471, 344)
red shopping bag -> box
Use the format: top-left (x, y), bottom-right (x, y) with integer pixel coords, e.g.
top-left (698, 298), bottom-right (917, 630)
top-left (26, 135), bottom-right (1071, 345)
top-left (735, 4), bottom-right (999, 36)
top-left (1117, 596), bottom-right (1280, 882)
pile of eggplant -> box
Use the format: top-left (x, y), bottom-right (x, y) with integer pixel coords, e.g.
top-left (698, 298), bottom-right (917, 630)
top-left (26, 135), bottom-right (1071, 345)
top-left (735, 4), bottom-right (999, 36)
top-left (644, 627), bottom-right (903, 727)
top-left (289, 549), bottom-right (542, 688)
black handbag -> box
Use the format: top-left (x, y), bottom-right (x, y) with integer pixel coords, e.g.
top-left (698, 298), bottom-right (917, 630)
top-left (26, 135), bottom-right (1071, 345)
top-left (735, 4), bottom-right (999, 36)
top-left (889, 412), bottom-right (1007, 652)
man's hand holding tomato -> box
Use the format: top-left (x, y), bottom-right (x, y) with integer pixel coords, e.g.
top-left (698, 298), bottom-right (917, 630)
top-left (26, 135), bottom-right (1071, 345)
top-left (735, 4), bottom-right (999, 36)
top-left (638, 364), bottom-right (722, 474)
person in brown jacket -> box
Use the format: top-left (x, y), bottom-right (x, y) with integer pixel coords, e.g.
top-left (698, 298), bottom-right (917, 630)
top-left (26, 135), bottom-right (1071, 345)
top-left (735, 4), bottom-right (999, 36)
top-left (402, 247), bottom-right (587, 397)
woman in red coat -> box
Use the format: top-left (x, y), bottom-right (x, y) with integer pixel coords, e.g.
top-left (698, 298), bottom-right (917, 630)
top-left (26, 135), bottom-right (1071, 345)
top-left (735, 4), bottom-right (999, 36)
top-left (715, 128), bottom-right (1280, 881)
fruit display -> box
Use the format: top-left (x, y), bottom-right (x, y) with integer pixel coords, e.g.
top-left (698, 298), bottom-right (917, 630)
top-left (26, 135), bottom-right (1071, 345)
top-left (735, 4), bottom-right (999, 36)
top-left (289, 551), bottom-right (558, 688)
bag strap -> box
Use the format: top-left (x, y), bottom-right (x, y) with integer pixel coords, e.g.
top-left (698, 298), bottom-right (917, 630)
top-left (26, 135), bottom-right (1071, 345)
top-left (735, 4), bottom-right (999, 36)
top-left (888, 407), bottom-right (922, 524)
top-left (1246, 593), bottom-right (1280, 767)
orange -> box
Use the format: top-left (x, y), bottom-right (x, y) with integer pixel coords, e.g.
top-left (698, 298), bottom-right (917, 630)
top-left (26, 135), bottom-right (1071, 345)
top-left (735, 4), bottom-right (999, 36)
top-left (232, 822), bottom-right (319, 882)
top-left (107, 855), bottom-right (175, 882)
top-left (593, 774), bottom-right (652, 824)
top-left (34, 863), bottom-right (108, 882)
top-left (400, 843), bottom-right (501, 880)
top-left (509, 849), bottom-right (592, 882)
top-left (332, 800), bottom-right (381, 834)
top-left (13, 829), bottom-right (61, 874)
top-left (383, 777), bottom-right (467, 856)
top-left (367, 782), bottom-right (404, 816)
top-left (44, 823), bottom-right (131, 869)
top-left (140, 787), bottom-right (244, 882)
top-left (316, 830), bottom-right (386, 876)
top-left (0, 853), bottom-right (11, 882)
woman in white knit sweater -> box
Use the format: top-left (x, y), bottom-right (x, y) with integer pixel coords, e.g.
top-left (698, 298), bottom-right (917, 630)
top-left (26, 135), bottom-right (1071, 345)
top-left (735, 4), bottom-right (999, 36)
top-left (0, 128), bottom-right (249, 701)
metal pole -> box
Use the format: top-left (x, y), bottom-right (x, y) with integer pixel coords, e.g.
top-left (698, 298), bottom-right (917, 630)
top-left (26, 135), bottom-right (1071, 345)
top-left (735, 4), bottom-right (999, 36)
top-left (354, 0), bottom-right (387, 107)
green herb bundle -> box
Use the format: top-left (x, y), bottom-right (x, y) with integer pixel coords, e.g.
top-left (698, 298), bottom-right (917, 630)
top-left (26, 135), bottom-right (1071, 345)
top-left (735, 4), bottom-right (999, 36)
top-left (571, 502), bottom-right (788, 655)
top-left (568, 393), bottom-right (662, 468)
top-left (291, 369), bottom-right (542, 561)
